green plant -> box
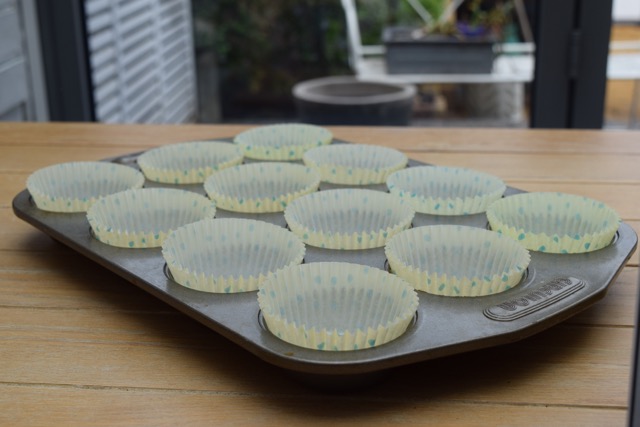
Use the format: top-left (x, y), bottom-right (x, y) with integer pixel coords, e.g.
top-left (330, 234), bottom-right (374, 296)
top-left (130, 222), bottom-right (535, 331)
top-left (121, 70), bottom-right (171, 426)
top-left (356, 0), bottom-right (448, 44)
top-left (396, 0), bottom-right (446, 23)
top-left (193, 0), bottom-right (350, 119)
top-left (379, 0), bottom-right (515, 41)
top-left (456, 0), bottom-right (514, 40)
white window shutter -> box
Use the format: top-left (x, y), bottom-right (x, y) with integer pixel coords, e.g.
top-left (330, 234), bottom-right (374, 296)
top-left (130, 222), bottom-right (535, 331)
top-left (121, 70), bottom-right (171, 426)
top-left (84, 0), bottom-right (197, 123)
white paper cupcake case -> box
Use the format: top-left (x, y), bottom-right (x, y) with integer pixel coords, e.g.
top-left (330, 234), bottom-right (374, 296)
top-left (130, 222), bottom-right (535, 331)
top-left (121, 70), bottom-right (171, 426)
top-left (486, 192), bottom-right (621, 254)
top-left (87, 188), bottom-right (216, 248)
top-left (386, 166), bottom-right (506, 215)
top-left (258, 262), bottom-right (419, 351)
top-left (385, 225), bottom-right (531, 297)
top-left (137, 141), bottom-right (243, 184)
top-left (204, 162), bottom-right (321, 213)
top-left (26, 161), bottom-right (145, 212)
top-left (234, 123), bottom-right (332, 160)
top-left (284, 189), bottom-right (415, 250)
top-left (162, 218), bottom-right (305, 293)
top-left (303, 144), bottom-right (408, 185)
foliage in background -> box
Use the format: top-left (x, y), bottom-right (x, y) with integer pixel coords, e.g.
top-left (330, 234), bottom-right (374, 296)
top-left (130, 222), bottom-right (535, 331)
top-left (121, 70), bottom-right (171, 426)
top-left (192, 0), bottom-right (350, 120)
top-left (357, 0), bottom-right (516, 43)
top-left (456, 0), bottom-right (515, 40)
top-left (356, 0), bottom-right (446, 45)
top-left (191, 0), bottom-right (518, 120)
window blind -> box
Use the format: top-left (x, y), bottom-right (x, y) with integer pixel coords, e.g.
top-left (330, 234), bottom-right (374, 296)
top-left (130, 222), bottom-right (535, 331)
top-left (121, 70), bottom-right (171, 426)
top-left (84, 0), bottom-right (197, 123)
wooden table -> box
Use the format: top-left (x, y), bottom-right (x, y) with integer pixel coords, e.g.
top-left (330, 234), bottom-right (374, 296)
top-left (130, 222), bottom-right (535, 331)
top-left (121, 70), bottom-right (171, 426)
top-left (1, 122), bottom-right (639, 426)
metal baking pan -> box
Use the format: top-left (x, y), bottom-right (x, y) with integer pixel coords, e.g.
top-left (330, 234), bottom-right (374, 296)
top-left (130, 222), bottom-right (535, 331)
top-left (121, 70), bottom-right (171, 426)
top-left (12, 139), bottom-right (638, 388)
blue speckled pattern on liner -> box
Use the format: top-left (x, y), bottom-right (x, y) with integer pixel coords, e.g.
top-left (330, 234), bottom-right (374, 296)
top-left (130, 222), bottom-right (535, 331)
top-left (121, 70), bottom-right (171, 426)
top-left (233, 123), bottom-right (332, 160)
top-left (258, 262), bottom-right (419, 351)
top-left (26, 161), bottom-right (145, 212)
top-left (386, 165), bottom-right (506, 215)
top-left (486, 192), bottom-right (621, 254)
top-left (284, 188), bottom-right (415, 250)
top-left (303, 144), bottom-right (408, 185)
top-left (162, 218), bottom-right (305, 293)
top-left (204, 162), bottom-right (320, 213)
top-left (385, 225), bottom-right (531, 297)
top-left (137, 140), bottom-right (243, 184)
top-left (87, 188), bottom-right (216, 248)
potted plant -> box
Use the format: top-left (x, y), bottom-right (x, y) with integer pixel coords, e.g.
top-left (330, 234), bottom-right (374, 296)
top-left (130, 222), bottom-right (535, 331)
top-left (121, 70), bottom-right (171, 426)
top-left (383, 0), bottom-right (514, 74)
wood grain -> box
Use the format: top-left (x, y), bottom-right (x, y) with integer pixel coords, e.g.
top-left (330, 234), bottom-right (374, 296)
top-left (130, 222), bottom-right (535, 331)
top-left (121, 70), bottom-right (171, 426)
top-left (0, 385), bottom-right (625, 427)
top-left (1, 122), bottom-right (639, 426)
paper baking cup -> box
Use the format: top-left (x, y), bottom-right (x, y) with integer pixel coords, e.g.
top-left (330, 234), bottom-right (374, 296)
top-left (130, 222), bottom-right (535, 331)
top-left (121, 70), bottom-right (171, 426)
top-left (87, 188), bottom-right (216, 248)
top-left (385, 225), bottom-right (530, 297)
top-left (284, 189), bottom-right (415, 250)
top-left (234, 123), bottom-right (332, 160)
top-left (162, 218), bottom-right (305, 293)
top-left (258, 262), bottom-right (419, 351)
top-left (486, 192), bottom-right (621, 254)
top-left (137, 140), bottom-right (243, 184)
top-left (204, 162), bottom-right (320, 213)
top-left (303, 144), bottom-right (408, 185)
top-left (26, 161), bottom-right (145, 212)
top-left (386, 166), bottom-right (506, 215)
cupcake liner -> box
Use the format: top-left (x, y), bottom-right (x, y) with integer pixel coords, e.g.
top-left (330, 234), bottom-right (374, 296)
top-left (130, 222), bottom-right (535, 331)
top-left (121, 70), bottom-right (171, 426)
top-left (303, 144), bottom-right (408, 185)
top-left (284, 189), bottom-right (415, 250)
top-left (385, 225), bottom-right (531, 297)
top-left (258, 262), bottom-right (419, 351)
top-left (87, 188), bottom-right (216, 248)
top-left (204, 162), bottom-right (320, 213)
top-left (162, 218), bottom-right (305, 293)
top-left (234, 123), bottom-right (332, 160)
top-left (386, 166), bottom-right (506, 215)
top-left (26, 161), bottom-right (145, 213)
top-left (486, 192), bottom-right (621, 254)
top-left (137, 141), bottom-right (243, 184)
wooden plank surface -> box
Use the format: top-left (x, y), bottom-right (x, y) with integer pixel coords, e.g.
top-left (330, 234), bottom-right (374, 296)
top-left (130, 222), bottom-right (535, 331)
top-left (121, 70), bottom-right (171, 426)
top-left (0, 385), bottom-right (625, 427)
top-left (1, 122), bottom-right (638, 426)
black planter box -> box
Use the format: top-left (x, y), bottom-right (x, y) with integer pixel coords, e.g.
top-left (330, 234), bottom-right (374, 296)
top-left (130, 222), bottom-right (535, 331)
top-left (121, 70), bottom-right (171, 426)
top-left (383, 27), bottom-right (495, 74)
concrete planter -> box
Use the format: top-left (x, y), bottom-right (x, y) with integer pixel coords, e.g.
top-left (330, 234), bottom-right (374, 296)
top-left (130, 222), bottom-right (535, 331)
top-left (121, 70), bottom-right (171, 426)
top-left (292, 76), bottom-right (416, 126)
top-left (462, 82), bottom-right (525, 123)
top-left (383, 27), bottom-right (495, 74)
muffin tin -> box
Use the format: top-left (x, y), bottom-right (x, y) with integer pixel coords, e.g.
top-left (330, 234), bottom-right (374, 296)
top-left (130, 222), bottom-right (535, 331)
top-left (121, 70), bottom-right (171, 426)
top-left (12, 138), bottom-right (637, 387)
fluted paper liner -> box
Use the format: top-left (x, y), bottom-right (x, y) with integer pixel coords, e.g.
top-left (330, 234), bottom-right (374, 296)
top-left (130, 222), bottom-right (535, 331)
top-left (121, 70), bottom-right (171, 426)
top-left (487, 192), bottom-right (621, 254)
top-left (137, 141), bottom-right (243, 184)
top-left (162, 218), bottom-right (305, 293)
top-left (303, 144), bottom-right (408, 185)
top-left (386, 166), bottom-right (506, 215)
top-left (87, 188), bottom-right (216, 248)
top-left (284, 189), bottom-right (415, 250)
top-left (204, 162), bottom-right (320, 213)
top-left (26, 161), bottom-right (145, 212)
top-left (385, 225), bottom-right (530, 297)
top-left (258, 262), bottom-right (419, 351)
top-left (234, 123), bottom-right (332, 160)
